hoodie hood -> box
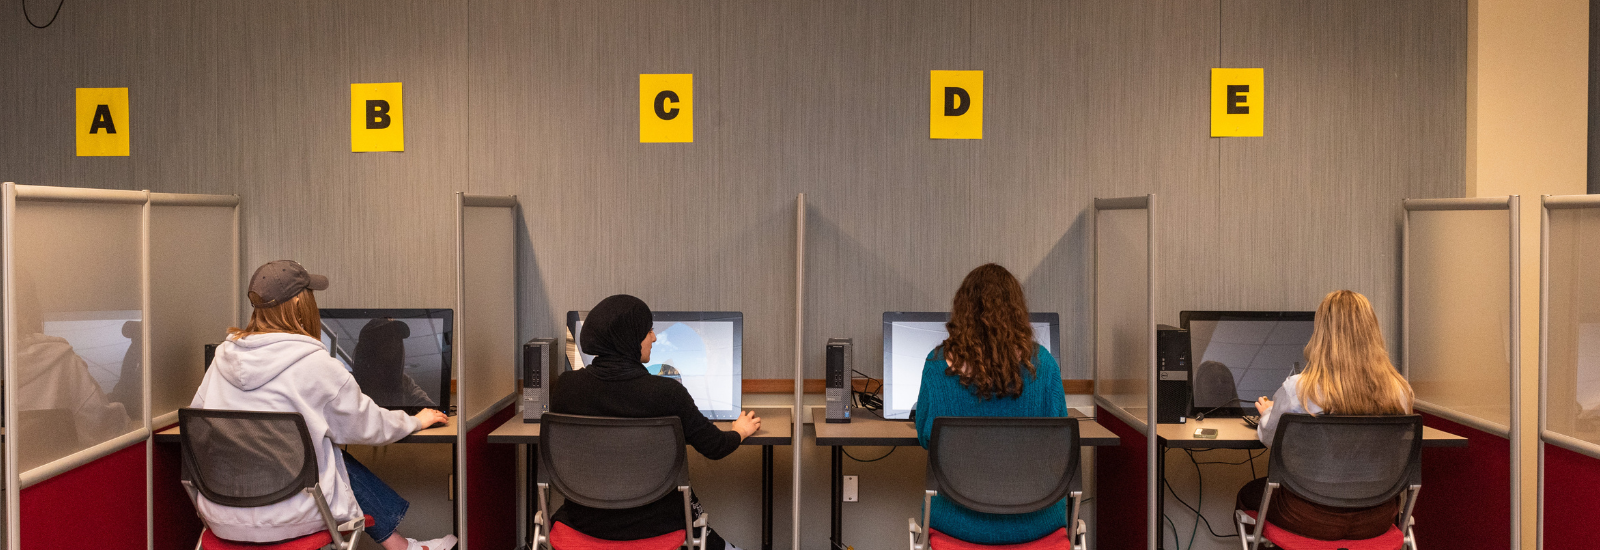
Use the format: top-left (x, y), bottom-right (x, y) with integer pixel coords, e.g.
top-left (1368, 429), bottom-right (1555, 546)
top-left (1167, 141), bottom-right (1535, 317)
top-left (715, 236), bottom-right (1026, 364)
top-left (215, 333), bottom-right (330, 391)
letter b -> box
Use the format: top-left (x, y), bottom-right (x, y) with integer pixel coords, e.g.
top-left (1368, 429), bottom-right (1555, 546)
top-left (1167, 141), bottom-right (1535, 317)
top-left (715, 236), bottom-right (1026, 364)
top-left (367, 100), bottom-right (392, 129)
top-left (944, 87), bottom-right (970, 117)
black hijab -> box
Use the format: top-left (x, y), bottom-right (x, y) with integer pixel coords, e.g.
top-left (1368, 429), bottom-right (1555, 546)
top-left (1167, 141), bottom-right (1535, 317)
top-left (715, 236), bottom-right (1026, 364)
top-left (580, 294), bottom-right (654, 381)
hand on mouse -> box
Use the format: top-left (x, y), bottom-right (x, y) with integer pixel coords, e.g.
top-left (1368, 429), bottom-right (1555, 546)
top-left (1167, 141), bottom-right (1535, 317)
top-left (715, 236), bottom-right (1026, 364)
top-left (414, 409), bottom-right (447, 429)
top-left (732, 410), bottom-right (762, 440)
top-left (1255, 397), bottom-right (1273, 415)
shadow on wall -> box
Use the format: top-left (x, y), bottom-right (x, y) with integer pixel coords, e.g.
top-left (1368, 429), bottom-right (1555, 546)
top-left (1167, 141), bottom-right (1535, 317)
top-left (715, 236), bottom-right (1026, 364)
top-left (1022, 208), bottom-right (1091, 380)
top-left (517, 210), bottom-right (558, 347)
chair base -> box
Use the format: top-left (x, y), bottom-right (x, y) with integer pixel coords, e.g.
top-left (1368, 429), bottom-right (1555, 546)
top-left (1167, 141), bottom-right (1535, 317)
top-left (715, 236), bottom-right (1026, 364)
top-left (1237, 510), bottom-right (1404, 550)
top-left (927, 528), bottom-right (1073, 550)
top-left (549, 522), bottom-right (688, 550)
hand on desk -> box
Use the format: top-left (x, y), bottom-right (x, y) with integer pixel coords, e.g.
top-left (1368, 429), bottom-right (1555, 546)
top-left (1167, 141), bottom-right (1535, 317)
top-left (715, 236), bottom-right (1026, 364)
top-left (732, 410), bottom-right (762, 440)
top-left (413, 409), bottom-right (447, 430)
top-left (1255, 397), bottom-right (1273, 415)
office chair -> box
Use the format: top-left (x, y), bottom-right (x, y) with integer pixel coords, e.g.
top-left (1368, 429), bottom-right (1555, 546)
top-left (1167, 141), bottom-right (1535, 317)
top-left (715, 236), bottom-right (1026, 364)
top-left (178, 408), bottom-right (371, 550)
top-left (1234, 414), bottom-right (1423, 550)
top-left (533, 413), bottom-right (705, 550)
top-left (909, 417), bottom-right (1086, 550)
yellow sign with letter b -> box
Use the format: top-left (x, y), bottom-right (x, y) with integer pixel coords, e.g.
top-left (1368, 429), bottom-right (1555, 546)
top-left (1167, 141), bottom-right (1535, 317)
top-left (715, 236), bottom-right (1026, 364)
top-left (351, 82), bottom-right (404, 152)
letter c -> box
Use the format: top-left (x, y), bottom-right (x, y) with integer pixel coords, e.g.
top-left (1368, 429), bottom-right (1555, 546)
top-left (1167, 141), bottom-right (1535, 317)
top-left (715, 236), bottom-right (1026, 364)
top-left (654, 90), bottom-right (680, 120)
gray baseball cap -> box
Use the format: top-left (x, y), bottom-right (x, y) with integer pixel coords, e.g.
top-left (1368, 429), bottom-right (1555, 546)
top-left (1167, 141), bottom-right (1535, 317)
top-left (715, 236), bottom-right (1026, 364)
top-left (248, 260), bottom-right (329, 308)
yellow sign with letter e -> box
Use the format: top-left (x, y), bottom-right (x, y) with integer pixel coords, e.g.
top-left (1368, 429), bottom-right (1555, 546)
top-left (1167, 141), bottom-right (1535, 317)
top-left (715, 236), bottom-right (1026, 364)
top-left (930, 71), bottom-right (982, 139)
top-left (351, 82), bottom-right (404, 152)
top-left (1211, 68), bottom-right (1263, 137)
top-left (76, 88), bottom-right (129, 156)
top-left (640, 74), bottom-right (693, 143)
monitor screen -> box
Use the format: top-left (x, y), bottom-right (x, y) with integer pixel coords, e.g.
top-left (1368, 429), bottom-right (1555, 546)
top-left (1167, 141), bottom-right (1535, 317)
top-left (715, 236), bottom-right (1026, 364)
top-left (881, 312), bottom-right (1061, 421)
top-left (1180, 311), bottom-right (1314, 416)
top-left (319, 309), bottom-right (453, 414)
top-left (566, 311), bottom-right (743, 420)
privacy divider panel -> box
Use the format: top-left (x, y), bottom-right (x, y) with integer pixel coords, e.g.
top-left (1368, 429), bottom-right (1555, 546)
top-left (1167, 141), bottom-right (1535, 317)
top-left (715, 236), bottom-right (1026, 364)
top-left (455, 193), bottom-right (519, 550)
top-left (1092, 195), bottom-right (1156, 550)
top-left (1402, 196), bottom-right (1519, 550)
top-left (3, 183), bottom-right (152, 550)
top-left (1539, 195), bottom-right (1600, 549)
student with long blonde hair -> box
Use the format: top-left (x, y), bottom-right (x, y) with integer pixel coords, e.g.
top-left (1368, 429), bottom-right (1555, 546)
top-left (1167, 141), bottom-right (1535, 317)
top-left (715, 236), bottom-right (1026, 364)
top-left (1237, 289), bottom-right (1415, 540)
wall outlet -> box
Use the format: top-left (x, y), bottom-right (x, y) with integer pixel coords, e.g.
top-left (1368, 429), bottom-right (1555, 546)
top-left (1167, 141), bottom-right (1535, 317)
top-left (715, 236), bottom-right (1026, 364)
top-left (843, 475), bottom-right (858, 502)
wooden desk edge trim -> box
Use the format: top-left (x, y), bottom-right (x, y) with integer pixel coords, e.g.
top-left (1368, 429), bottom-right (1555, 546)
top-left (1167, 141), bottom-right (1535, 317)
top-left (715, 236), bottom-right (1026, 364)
top-left (746, 379), bottom-right (1093, 394)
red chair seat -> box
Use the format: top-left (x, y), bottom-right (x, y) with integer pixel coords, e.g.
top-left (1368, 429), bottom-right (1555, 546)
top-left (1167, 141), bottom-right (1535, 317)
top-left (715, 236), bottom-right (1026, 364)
top-left (201, 515), bottom-right (374, 550)
top-left (928, 528), bottom-right (1072, 550)
top-left (550, 522), bottom-right (687, 550)
top-left (1241, 510), bottom-right (1403, 550)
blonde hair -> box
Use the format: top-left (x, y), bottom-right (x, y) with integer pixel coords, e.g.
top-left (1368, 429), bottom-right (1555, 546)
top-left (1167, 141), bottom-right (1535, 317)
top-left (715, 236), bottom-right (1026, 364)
top-left (1295, 290), bottom-right (1414, 415)
top-left (228, 289), bottom-right (322, 340)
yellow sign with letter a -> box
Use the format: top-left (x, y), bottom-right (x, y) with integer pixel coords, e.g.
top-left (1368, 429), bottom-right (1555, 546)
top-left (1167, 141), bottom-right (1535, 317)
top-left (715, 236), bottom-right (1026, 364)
top-left (351, 82), bottom-right (404, 152)
top-left (76, 88), bottom-right (129, 156)
top-left (640, 74), bottom-right (693, 143)
top-left (1211, 68), bottom-right (1263, 137)
top-left (930, 71), bottom-right (982, 139)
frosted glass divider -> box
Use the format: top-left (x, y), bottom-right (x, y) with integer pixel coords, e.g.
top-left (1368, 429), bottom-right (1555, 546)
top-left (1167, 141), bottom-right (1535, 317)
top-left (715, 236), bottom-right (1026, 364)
top-left (1401, 195), bottom-right (1519, 550)
top-left (1539, 194), bottom-right (1600, 459)
top-left (455, 193), bottom-right (518, 550)
top-left (1092, 194), bottom-right (1156, 549)
top-left (146, 193), bottom-right (239, 427)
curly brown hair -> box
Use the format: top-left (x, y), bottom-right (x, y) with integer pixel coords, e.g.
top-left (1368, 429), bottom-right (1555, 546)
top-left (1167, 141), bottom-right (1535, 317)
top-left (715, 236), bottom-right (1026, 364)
top-left (937, 263), bottom-right (1036, 399)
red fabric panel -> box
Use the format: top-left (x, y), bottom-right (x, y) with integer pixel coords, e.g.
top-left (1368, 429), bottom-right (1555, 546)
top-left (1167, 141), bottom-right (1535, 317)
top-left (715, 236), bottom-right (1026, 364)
top-left (549, 522), bottom-right (685, 550)
top-left (1238, 510), bottom-right (1403, 550)
top-left (152, 423), bottom-right (204, 550)
top-left (466, 406), bottom-right (518, 550)
top-left (1094, 406), bottom-right (1147, 550)
top-left (21, 440), bottom-right (149, 550)
top-left (1412, 412), bottom-right (1509, 550)
top-left (1542, 442), bottom-right (1600, 549)
top-left (928, 528), bottom-right (1072, 550)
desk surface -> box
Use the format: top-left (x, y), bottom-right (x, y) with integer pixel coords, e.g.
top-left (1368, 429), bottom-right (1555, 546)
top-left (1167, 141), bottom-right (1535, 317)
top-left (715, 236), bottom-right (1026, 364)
top-left (811, 409), bottom-right (1120, 447)
top-left (488, 407), bottom-right (794, 446)
top-left (1154, 416), bottom-right (1469, 449)
top-left (154, 414), bottom-right (459, 444)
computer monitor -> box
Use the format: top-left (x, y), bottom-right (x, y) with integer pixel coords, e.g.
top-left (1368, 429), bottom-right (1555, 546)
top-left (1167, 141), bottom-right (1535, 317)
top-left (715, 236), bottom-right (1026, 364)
top-left (1180, 311), bottom-right (1315, 418)
top-left (881, 312), bottom-right (1062, 421)
top-left (566, 311), bottom-right (744, 420)
top-left (319, 309), bottom-right (453, 415)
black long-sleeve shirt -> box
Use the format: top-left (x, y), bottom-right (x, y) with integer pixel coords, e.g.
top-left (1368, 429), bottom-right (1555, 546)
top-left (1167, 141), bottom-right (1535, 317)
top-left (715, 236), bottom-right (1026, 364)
top-left (548, 367), bottom-right (740, 540)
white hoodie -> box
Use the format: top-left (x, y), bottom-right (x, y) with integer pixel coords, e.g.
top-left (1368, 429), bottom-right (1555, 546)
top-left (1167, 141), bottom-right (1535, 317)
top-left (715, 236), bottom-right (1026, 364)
top-left (189, 332), bottom-right (420, 542)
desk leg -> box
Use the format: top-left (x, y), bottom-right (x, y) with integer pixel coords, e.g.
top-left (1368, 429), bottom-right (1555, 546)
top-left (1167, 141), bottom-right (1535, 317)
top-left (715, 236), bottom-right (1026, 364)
top-left (526, 443), bottom-right (539, 550)
top-left (831, 446), bottom-right (843, 549)
top-left (762, 445), bottom-right (773, 550)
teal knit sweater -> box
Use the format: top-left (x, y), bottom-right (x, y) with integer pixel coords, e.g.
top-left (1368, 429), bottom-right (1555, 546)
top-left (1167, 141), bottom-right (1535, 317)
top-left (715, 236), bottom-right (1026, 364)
top-left (914, 344), bottom-right (1068, 545)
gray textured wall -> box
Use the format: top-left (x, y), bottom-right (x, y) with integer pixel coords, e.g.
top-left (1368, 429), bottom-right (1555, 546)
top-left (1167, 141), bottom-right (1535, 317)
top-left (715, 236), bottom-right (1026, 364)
top-left (1, 0), bottom-right (1464, 548)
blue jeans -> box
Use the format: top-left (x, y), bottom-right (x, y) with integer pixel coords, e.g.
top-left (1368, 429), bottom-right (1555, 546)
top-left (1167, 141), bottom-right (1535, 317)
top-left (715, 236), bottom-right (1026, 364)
top-left (342, 450), bottom-right (410, 543)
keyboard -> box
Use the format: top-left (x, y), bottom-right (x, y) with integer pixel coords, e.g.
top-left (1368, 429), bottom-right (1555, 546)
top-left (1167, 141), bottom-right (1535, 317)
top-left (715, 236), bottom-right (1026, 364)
top-left (1242, 415), bottom-right (1260, 429)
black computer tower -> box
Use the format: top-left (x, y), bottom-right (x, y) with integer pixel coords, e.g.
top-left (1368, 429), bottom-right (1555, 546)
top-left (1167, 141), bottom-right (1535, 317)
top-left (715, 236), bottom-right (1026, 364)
top-left (203, 343), bottom-right (220, 370)
top-left (522, 338), bottom-right (556, 423)
top-left (1156, 324), bottom-right (1191, 423)
top-left (825, 338), bottom-right (852, 423)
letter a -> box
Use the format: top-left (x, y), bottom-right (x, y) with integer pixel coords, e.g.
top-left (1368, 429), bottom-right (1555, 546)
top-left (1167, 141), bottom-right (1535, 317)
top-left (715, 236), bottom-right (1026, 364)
top-left (89, 104), bottom-right (116, 134)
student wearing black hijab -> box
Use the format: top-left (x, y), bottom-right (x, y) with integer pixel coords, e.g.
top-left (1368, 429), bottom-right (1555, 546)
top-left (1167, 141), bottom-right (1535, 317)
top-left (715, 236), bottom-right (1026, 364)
top-left (550, 295), bottom-right (760, 549)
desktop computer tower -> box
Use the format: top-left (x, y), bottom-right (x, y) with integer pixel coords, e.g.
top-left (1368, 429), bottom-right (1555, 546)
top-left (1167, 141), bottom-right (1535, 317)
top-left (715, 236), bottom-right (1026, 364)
top-left (522, 338), bottom-right (556, 423)
top-left (825, 338), bottom-right (852, 423)
top-left (204, 343), bottom-right (220, 370)
top-left (1155, 324), bottom-right (1191, 423)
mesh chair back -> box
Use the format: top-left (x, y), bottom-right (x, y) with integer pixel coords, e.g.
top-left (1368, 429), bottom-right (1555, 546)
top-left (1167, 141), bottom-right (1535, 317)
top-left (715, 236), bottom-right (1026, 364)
top-left (1268, 414), bottom-right (1423, 508)
top-left (539, 413), bottom-right (688, 510)
top-left (927, 417), bottom-right (1081, 515)
top-left (178, 408), bottom-right (319, 508)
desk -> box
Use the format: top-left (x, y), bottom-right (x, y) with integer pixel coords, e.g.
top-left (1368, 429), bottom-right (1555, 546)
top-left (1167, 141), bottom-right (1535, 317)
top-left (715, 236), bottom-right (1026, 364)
top-left (812, 409), bottom-right (1121, 550)
top-left (152, 414), bottom-right (460, 444)
top-left (488, 408), bottom-right (793, 550)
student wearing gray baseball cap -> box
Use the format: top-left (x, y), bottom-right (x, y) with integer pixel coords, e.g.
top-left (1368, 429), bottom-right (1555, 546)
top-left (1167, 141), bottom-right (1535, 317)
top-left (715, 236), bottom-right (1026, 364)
top-left (189, 260), bottom-right (456, 550)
